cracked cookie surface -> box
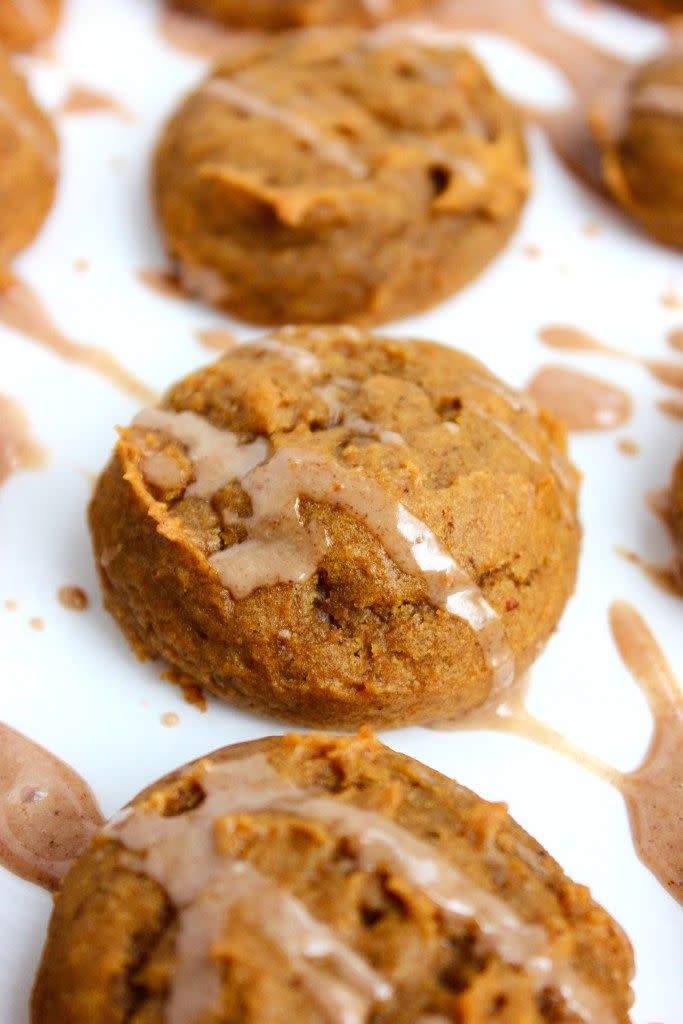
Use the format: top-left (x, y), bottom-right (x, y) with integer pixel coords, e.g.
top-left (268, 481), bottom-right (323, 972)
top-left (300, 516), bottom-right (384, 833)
top-left (31, 732), bottom-right (634, 1024)
top-left (89, 328), bottom-right (580, 729)
top-left (153, 29), bottom-right (529, 325)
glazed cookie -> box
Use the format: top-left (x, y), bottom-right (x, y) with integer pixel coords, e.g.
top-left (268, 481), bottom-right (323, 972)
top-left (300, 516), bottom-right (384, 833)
top-left (32, 731), bottom-right (634, 1024)
top-left (153, 30), bottom-right (529, 325)
top-left (0, 0), bottom-right (62, 50)
top-left (590, 51), bottom-right (683, 249)
top-left (0, 49), bottom-right (57, 263)
top-left (616, 0), bottom-right (681, 18)
top-left (168, 0), bottom-right (434, 30)
top-left (89, 329), bottom-right (580, 729)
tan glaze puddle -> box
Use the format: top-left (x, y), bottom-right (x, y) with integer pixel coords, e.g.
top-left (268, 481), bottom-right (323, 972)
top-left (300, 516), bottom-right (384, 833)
top-left (158, 7), bottom-right (257, 59)
top-left (59, 84), bottom-right (134, 122)
top-left (0, 722), bottom-right (103, 890)
top-left (527, 365), bottom-right (632, 431)
top-left (0, 276), bottom-right (157, 404)
top-left (539, 325), bottom-right (683, 394)
top-left (0, 395), bottom-right (47, 484)
top-left (432, 602), bottom-right (683, 904)
top-left (196, 327), bottom-right (237, 352)
top-left (137, 267), bottom-right (186, 301)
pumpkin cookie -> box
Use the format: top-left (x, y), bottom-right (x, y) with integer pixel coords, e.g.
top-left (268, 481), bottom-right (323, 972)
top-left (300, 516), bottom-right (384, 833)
top-left (0, 49), bottom-right (57, 262)
top-left (0, 0), bottom-right (62, 51)
top-left (32, 732), bottom-right (634, 1024)
top-left (153, 29), bottom-right (529, 325)
top-left (591, 51), bottom-right (683, 249)
top-left (89, 328), bottom-right (580, 729)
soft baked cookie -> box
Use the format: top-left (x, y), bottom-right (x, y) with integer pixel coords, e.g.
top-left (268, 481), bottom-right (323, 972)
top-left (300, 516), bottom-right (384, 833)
top-left (0, 0), bottom-right (62, 50)
top-left (0, 49), bottom-right (57, 262)
top-left (168, 0), bottom-right (433, 30)
top-left (32, 731), bottom-right (634, 1024)
top-left (89, 328), bottom-right (580, 729)
top-left (590, 51), bottom-right (683, 248)
top-left (153, 30), bottom-right (529, 325)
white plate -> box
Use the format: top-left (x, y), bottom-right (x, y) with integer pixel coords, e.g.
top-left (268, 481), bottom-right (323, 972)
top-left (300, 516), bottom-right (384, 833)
top-left (1, 1), bottom-right (681, 1020)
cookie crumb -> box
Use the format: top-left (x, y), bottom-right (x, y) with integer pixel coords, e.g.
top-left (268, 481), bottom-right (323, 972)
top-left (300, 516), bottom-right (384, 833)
top-left (161, 712), bottom-right (180, 728)
top-left (57, 585), bottom-right (89, 611)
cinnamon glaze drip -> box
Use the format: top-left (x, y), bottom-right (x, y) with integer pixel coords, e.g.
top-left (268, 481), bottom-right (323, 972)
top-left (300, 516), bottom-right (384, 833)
top-left (60, 85), bottom-right (133, 122)
top-left (609, 602), bottom-right (683, 904)
top-left (158, 8), bottom-right (254, 59)
top-left (107, 753), bottom-right (614, 1024)
top-left (195, 327), bottom-right (237, 351)
top-left (539, 323), bottom-right (683, 392)
top-left (135, 406), bottom-right (514, 692)
top-left (0, 723), bottom-right (103, 890)
top-left (0, 395), bottom-right (47, 484)
top-left (0, 276), bottom-right (156, 404)
top-left (528, 366), bottom-right (632, 432)
top-left (433, 604), bottom-right (683, 905)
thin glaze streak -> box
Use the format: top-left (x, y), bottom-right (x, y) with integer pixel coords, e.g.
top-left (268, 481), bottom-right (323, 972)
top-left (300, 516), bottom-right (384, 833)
top-left (202, 78), bottom-right (368, 179)
top-left (0, 277), bottom-right (156, 404)
top-left (0, 722), bottom-right (103, 890)
top-left (108, 753), bottom-right (614, 1024)
top-left (609, 602), bottom-right (683, 904)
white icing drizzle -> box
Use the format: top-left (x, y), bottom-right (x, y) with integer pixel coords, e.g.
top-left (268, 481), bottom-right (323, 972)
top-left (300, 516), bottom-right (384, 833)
top-left (134, 409), bottom-right (268, 499)
top-left (202, 78), bottom-right (368, 179)
top-left (107, 752), bottom-right (615, 1024)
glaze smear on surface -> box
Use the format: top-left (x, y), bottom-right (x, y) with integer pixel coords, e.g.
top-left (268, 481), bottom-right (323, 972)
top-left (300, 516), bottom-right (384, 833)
top-left (108, 752), bottom-right (614, 1024)
top-left (0, 395), bottom-right (46, 484)
top-left (0, 723), bottom-right (103, 890)
top-left (136, 404), bottom-right (515, 694)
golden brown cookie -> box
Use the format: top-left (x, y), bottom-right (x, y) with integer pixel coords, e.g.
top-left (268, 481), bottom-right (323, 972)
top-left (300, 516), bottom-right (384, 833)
top-left (89, 328), bottom-right (580, 729)
top-left (0, 0), bottom-right (62, 51)
top-left (590, 51), bottom-right (683, 249)
top-left (168, 0), bottom-right (433, 30)
top-left (0, 49), bottom-right (57, 262)
top-left (32, 731), bottom-right (634, 1024)
top-left (153, 30), bottom-right (529, 325)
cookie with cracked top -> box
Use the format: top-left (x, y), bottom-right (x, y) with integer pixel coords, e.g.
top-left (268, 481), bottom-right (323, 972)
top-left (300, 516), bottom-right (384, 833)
top-left (153, 29), bottom-right (529, 325)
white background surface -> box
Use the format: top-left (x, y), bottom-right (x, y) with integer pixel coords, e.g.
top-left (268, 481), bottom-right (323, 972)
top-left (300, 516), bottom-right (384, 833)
top-left (1, 1), bottom-right (682, 1020)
